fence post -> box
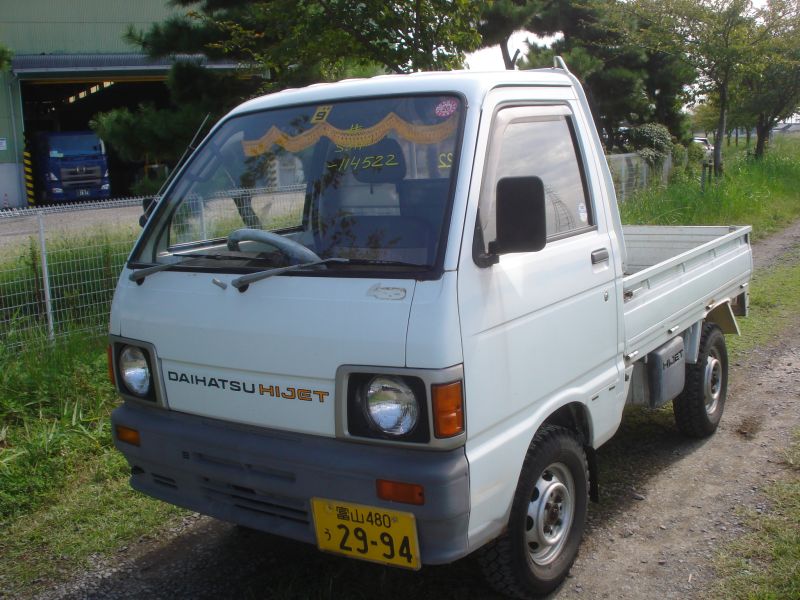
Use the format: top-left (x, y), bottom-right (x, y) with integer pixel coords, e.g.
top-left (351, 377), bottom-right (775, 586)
top-left (200, 199), bottom-right (208, 240)
top-left (37, 212), bottom-right (56, 342)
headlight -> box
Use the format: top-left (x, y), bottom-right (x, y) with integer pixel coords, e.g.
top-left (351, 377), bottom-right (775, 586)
top-left (119, 345), bottom-right (151, 397)
top-left (364, 376), bottom-right (419, 436)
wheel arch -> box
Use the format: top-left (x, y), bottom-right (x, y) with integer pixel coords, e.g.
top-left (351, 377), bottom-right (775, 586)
top-left (541, 402), bottom-right (599, 502)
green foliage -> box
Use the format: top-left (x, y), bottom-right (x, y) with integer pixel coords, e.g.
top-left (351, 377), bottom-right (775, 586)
top-left (686, 140), bottom-right (708, 165)
top-left (201, 0), bottom-right (483, 75)
top-left (0, 228), bottom-right (137, 344)
top-left (620, 137), bottom-right (800, 239)
top-left (671, 142), bottom-right (688, 166)
top-left (518, 0), bottom-right (694, 150)
top-left (628, 123), bottom-right (673, 165)
top-left (478, 1), bottom-right (549, 69)
top-left (0, 44), bottom-right (11, 71)
top-left (90, 61), bottom-right (256, 166)
top-left (713, 435), bottom-right (800, 599)
top-left (0, 336), bottom-right (119, 518)
top-left (0, 448), bottom-right (185, 596)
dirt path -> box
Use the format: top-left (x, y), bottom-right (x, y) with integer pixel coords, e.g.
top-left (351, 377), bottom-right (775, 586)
top-left (39, 224), bottom-right (800, 600)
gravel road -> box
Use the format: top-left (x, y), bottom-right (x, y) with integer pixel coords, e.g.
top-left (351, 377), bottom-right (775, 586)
top-left (35, 222), bottom-right (800, 600)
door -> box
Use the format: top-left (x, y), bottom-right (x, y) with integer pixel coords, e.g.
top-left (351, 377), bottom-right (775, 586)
top-left (458, 97), bottom-right (621, 539)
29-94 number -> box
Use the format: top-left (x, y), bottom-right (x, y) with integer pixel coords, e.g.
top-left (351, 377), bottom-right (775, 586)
top-left (337, 524), bottom-right (414, 564)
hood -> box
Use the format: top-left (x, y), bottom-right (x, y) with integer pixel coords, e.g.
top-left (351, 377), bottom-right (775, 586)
top-left (112, 270), bottom-right (416, 437)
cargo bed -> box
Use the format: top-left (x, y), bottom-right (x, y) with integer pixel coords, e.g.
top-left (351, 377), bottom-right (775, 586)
top-left (622, 225), bottom-right (753, 360)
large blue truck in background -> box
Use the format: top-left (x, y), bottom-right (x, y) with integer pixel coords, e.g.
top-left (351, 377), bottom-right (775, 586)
top-left (33, 131), bottom-right (111, 203)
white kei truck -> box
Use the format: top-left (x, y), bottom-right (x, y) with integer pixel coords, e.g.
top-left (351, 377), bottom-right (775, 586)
top-left (109, 63), bottom-right (752, 597)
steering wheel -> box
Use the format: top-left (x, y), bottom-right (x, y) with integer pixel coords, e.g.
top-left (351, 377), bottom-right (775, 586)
top-left (227, 228), bottom-right (322, 264)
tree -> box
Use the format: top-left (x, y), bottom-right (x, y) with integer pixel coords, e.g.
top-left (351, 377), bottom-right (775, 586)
top-left (518, 1), bottom-right (694, 150)
top-left (478, 1), bottom-right (549, 69)
top-left (0, 43), bottom-right (11, 71)
top-left (737, 0), bottom-right (800, 158)
top-left (629, 0), bottom-right (762, 176)
top-left (174, 0), bottom-right (482, 78)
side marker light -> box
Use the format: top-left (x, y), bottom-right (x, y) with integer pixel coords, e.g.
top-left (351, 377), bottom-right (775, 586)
top-left (115, 425), bottom-right (140, 447)
top-left (377, 479), bottom-right (425, 505)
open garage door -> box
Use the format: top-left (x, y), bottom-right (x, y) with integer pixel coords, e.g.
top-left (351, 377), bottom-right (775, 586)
top-left (12, 53), bottom-right (233, 202)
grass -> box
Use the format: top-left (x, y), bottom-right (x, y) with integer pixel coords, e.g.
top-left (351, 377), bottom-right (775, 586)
top-left (727, 244), bottom-right (800, 358)
top-left (713, 430), bottom-right (800, 600)
top-left (620, 137), bottom-right (800, 241)
top-left (0, 335), bottom-right (118, 518)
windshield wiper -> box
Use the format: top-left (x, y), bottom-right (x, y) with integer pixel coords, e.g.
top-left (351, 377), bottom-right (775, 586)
top-left (231, 257), bottom-right (349, 291)
top-left (129, 256), bottom-right (214, 283)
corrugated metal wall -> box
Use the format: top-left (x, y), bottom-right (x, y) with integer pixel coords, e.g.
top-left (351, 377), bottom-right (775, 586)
top-left (0, 1), bottom-right (180, 54)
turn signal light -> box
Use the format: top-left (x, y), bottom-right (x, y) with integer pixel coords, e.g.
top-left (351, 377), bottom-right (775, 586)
top-left (432, 381), bottom-right (464, 438)
top-left (115, 425), bottom-right (140, 447)
top-left (377, 479), bottom-right (425, 505)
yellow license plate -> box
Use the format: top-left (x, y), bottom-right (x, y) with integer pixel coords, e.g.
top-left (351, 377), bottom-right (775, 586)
top-left (311, 498), bottom-right (421, 570)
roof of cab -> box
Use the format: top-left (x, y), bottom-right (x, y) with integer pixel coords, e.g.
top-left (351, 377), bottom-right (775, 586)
top-left (229, 68), bottom-right (575, 117)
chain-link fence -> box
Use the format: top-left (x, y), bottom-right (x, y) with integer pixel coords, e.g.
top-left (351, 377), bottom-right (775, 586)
top-left (0, 197), bottom-right (146, 349)
top-left (607, 153), bottom-right (673, 202)
top-left (0, 155), bottom-right (668, 352)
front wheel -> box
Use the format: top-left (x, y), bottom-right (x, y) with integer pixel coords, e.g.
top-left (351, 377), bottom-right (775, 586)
top-left (478, 425), bottom-right (588, 598)
top-left (673, 323), bottom-right (728, 438)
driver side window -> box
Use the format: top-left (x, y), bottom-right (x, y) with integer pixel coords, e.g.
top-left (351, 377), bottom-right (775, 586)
top-left (476, 106), bottom-right (594, 256)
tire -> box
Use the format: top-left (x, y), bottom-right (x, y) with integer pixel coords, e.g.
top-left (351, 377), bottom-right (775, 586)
top-left (673, 323), bottom-right (728, 438)
top-left (477, 425), bottom-right (589, 598)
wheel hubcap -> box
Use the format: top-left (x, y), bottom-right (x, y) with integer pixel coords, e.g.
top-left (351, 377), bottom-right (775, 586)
top-left (703, 352), bottom-right (722, 414)
top-left (525, 463), bottom-right (575, 565)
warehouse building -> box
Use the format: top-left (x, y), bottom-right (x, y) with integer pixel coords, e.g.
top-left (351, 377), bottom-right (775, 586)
top-left (0, 1), bottom-right (232, 207)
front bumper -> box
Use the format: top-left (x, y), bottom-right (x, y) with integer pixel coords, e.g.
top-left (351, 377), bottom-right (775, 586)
top-left (112, 402), bottom-right (471, 565)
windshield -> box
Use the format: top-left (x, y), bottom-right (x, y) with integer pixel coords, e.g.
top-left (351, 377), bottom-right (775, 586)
top-left (48, 134), bottom-right (105, 157)
top-left (132, 95), bottom-right (463, 275)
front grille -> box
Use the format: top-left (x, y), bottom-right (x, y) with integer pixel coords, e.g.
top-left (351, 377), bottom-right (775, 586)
top-left (200, 477), bottom-right (309, 524)
top-left (60, 165), bottom-right (101, 188)
top-left (151, 473), bottom-right (178, 489)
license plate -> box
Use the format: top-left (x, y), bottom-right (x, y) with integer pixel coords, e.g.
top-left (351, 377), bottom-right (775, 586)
top-left (311, 498), bottom-right (421, 570)
top-left (77, 189), bottom-right (89, 196)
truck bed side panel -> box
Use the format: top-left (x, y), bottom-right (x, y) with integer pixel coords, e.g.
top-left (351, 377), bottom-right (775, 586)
top-left (623, 226), bottom-right (752, 358)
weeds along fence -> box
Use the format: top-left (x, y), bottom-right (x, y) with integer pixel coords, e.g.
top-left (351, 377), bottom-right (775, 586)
top-left (0, 197), bottom-right (146, 349)
top-left (0, 156), bottom-right (665, 353)
top-left (607, 153), bottom-right (673, 202)
top-left (0, 187), bottom-right (306, 351)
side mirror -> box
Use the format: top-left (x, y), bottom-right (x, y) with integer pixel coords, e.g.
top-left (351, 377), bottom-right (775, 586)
top-left (139, 196), bottom-right (156, 228)
top-left (488, 176), bottom-right (547, 256)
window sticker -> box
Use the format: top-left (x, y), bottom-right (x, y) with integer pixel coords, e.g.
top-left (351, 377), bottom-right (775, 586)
top-left (578, 202), bottom-right (588, 223)
top-left (435, 98), bottom-right (459, 118)
top-left (311, 105), bottom-right (332, 123)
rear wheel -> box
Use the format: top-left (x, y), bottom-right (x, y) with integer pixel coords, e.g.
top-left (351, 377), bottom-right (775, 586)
top-left (673, 323), bottom-right (728, 438)
top-left (478, 425), bottom-right (588, 598)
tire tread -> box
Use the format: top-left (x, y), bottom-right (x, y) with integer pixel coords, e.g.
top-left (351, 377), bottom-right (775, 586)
top-left (477, 424), bottom-right (588, 598)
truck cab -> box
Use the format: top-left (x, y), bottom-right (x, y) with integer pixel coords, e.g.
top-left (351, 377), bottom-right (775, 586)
top-left (33, 131), bottom-right (111, 203)
top-left (110, 67), bottom-right (751, 597)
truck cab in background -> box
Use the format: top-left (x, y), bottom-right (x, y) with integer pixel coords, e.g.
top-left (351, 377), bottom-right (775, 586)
top-left (32, 131), bottom-right (111, 203)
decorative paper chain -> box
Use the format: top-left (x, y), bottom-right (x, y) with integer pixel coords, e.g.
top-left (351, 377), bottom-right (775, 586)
top-left (242, 112), bottom-right (457, 157)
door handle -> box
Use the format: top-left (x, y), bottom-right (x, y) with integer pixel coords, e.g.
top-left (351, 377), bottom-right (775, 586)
top-left (591, 248), bottom-right (610, 264)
